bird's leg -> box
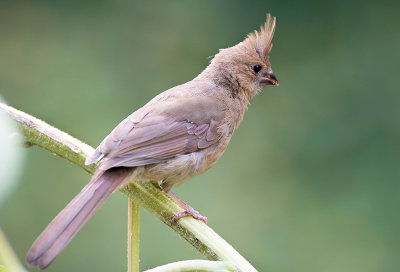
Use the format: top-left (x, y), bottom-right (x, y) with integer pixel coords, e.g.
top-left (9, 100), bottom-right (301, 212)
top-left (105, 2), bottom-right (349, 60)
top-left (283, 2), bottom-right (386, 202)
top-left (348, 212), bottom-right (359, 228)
top-left (167, 192), bottom-right (208, 224)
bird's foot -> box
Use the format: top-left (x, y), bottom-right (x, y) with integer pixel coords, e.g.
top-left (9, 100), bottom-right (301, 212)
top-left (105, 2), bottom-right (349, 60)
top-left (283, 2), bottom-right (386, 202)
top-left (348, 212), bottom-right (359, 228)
top-left (172, 207), bottom-right (208, 224)
top-left (167, 192), bottom-right (208, 224)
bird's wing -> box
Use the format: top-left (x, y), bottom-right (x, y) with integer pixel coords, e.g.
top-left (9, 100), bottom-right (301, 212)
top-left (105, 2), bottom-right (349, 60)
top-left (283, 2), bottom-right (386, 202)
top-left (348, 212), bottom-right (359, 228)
top-left (86, 95), bottom-right (225, 171)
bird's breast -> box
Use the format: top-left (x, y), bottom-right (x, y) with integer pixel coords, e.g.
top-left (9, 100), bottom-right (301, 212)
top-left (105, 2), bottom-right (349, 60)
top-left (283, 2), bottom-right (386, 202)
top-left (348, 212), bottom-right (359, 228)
top-left (136, 135), bottom-right (231, 191)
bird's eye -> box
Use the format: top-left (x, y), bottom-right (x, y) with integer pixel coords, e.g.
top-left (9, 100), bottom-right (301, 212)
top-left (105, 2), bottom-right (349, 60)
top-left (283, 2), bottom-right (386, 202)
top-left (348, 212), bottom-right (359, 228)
top-left (253, 65), bottom-right (262, 74)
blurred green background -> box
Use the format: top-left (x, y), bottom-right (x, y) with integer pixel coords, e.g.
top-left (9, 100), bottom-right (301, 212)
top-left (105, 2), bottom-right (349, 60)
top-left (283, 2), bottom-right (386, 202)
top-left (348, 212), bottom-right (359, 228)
top-left (1, 0), bottom-right (399, 271)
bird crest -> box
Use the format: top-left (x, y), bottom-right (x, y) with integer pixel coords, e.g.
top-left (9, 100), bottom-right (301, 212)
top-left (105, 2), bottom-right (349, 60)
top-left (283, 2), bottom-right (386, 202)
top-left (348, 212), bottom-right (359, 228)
top-left (242, 14), bottom-right (276, 61)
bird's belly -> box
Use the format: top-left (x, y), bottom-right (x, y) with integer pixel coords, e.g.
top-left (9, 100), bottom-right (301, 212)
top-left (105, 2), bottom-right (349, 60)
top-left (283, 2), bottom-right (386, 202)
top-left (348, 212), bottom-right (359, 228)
top-left (136, 141), bottom-right (228, 191)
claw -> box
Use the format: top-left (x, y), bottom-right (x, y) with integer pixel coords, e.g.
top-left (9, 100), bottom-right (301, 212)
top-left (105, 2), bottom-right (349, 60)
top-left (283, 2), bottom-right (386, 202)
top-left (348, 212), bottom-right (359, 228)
top-left (172, 209), bottom-right (208, 224)
top-left (167, 191), bottom-right (208, 224)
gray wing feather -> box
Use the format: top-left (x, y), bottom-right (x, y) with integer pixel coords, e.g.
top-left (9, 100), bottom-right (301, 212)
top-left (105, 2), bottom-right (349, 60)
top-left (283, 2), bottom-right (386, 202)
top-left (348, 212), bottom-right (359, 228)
top-left (98, 114), bottom-right (221, 170)
top-left (86, 92), bottom-right (225, 170)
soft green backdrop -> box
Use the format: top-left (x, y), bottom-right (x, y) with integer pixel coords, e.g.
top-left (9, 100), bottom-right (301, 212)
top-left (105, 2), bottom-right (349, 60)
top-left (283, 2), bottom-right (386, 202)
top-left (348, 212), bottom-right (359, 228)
top-left (0, 0), bottom-right (399, 271)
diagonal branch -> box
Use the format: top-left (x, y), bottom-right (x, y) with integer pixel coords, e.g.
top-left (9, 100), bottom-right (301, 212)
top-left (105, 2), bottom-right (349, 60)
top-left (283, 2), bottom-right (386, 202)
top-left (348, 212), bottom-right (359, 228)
top-left (0, 102), bottom-right (257, 272)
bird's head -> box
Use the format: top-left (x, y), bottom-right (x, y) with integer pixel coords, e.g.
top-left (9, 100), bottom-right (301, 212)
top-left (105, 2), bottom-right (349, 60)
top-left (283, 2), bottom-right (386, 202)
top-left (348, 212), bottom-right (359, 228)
top-left (209, 14), bottom-right (278, 99)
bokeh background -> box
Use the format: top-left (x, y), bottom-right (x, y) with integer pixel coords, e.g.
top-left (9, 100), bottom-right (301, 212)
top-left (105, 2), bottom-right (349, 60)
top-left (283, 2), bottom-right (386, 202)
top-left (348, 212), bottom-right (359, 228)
top-left (1, 0), bottom-right (399, 271)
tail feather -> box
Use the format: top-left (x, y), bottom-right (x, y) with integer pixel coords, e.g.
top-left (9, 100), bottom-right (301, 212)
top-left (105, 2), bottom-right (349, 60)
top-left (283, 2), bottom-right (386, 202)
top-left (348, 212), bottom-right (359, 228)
top-left (26, 168), bottom-right (130, 269)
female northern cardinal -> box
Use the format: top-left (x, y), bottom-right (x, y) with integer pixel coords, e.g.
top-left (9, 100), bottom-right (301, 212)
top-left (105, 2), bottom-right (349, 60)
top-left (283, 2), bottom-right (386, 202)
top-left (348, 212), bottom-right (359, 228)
top-left (27, 14), bottom-right (278, 269)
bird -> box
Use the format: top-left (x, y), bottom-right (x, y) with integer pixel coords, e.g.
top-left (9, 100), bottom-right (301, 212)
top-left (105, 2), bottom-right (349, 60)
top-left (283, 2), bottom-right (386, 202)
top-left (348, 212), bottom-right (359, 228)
top-left (26, 14), bottom-right (279, 269)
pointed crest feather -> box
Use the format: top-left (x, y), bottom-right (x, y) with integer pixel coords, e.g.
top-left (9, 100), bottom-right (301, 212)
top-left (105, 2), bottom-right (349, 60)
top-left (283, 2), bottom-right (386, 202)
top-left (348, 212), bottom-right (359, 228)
top-left (243, 13), bottom-right (276, 61)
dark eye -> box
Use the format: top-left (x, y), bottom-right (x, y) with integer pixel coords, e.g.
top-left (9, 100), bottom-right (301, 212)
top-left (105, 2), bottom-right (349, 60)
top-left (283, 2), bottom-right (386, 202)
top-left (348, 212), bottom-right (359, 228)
top-left (253, 64), bottom-right (262, 74)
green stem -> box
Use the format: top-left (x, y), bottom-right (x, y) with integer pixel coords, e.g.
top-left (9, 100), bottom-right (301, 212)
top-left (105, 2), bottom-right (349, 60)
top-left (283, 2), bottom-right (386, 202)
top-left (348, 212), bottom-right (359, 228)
top-left (143, 260), bottom-right (236, 272)
top-left (128, 199), bottom-right (140, 272)
top-left (0, 228), bottom-right (27, 272)
top-left (0, 102), bottom-right (257, 272)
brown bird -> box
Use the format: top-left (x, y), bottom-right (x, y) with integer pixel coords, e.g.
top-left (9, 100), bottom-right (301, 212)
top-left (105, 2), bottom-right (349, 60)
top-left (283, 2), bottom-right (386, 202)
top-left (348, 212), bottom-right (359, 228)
top-left (26, 14), bottom-right (279, 269)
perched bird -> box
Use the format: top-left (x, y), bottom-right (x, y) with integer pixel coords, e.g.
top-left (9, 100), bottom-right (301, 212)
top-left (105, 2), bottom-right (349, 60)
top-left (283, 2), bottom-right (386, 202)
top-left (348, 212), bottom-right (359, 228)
top-left (26, 14), bottom-right (279, 269)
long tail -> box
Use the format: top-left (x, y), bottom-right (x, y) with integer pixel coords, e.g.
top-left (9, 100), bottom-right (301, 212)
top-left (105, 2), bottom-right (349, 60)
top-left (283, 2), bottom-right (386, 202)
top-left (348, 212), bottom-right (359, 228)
top-left (26, 167), bottom-right (131, 269)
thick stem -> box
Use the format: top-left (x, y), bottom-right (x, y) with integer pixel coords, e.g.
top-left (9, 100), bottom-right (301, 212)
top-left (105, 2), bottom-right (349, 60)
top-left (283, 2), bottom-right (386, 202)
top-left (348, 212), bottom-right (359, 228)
top-left (0, 102), bottom-right (257, 272)
top-left (143, 260), bottom-right (236, 272)
top-left (128, 199), bottom-right (140, 272)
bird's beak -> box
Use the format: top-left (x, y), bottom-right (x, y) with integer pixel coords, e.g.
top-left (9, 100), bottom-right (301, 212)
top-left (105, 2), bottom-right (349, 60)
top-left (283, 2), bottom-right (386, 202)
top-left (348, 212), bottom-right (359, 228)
top-left (260, 71), bottom-right (279, 86)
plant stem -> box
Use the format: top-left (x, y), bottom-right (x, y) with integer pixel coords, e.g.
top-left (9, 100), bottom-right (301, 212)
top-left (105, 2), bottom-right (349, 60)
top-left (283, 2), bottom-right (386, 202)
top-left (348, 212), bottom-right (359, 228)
top-left (128, 199), bottom-right (140, 272)
top-left (0, 102), bottom-right (258, 272)
top-left (0, 228), bottom-right (27, 272)
top-left (143, 260), bottom-right (236, 272)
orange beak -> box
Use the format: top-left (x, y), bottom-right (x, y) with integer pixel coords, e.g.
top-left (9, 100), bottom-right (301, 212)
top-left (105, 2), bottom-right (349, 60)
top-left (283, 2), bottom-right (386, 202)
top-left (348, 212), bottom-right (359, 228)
top-left (260, 71), bottom-right (279, 86)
